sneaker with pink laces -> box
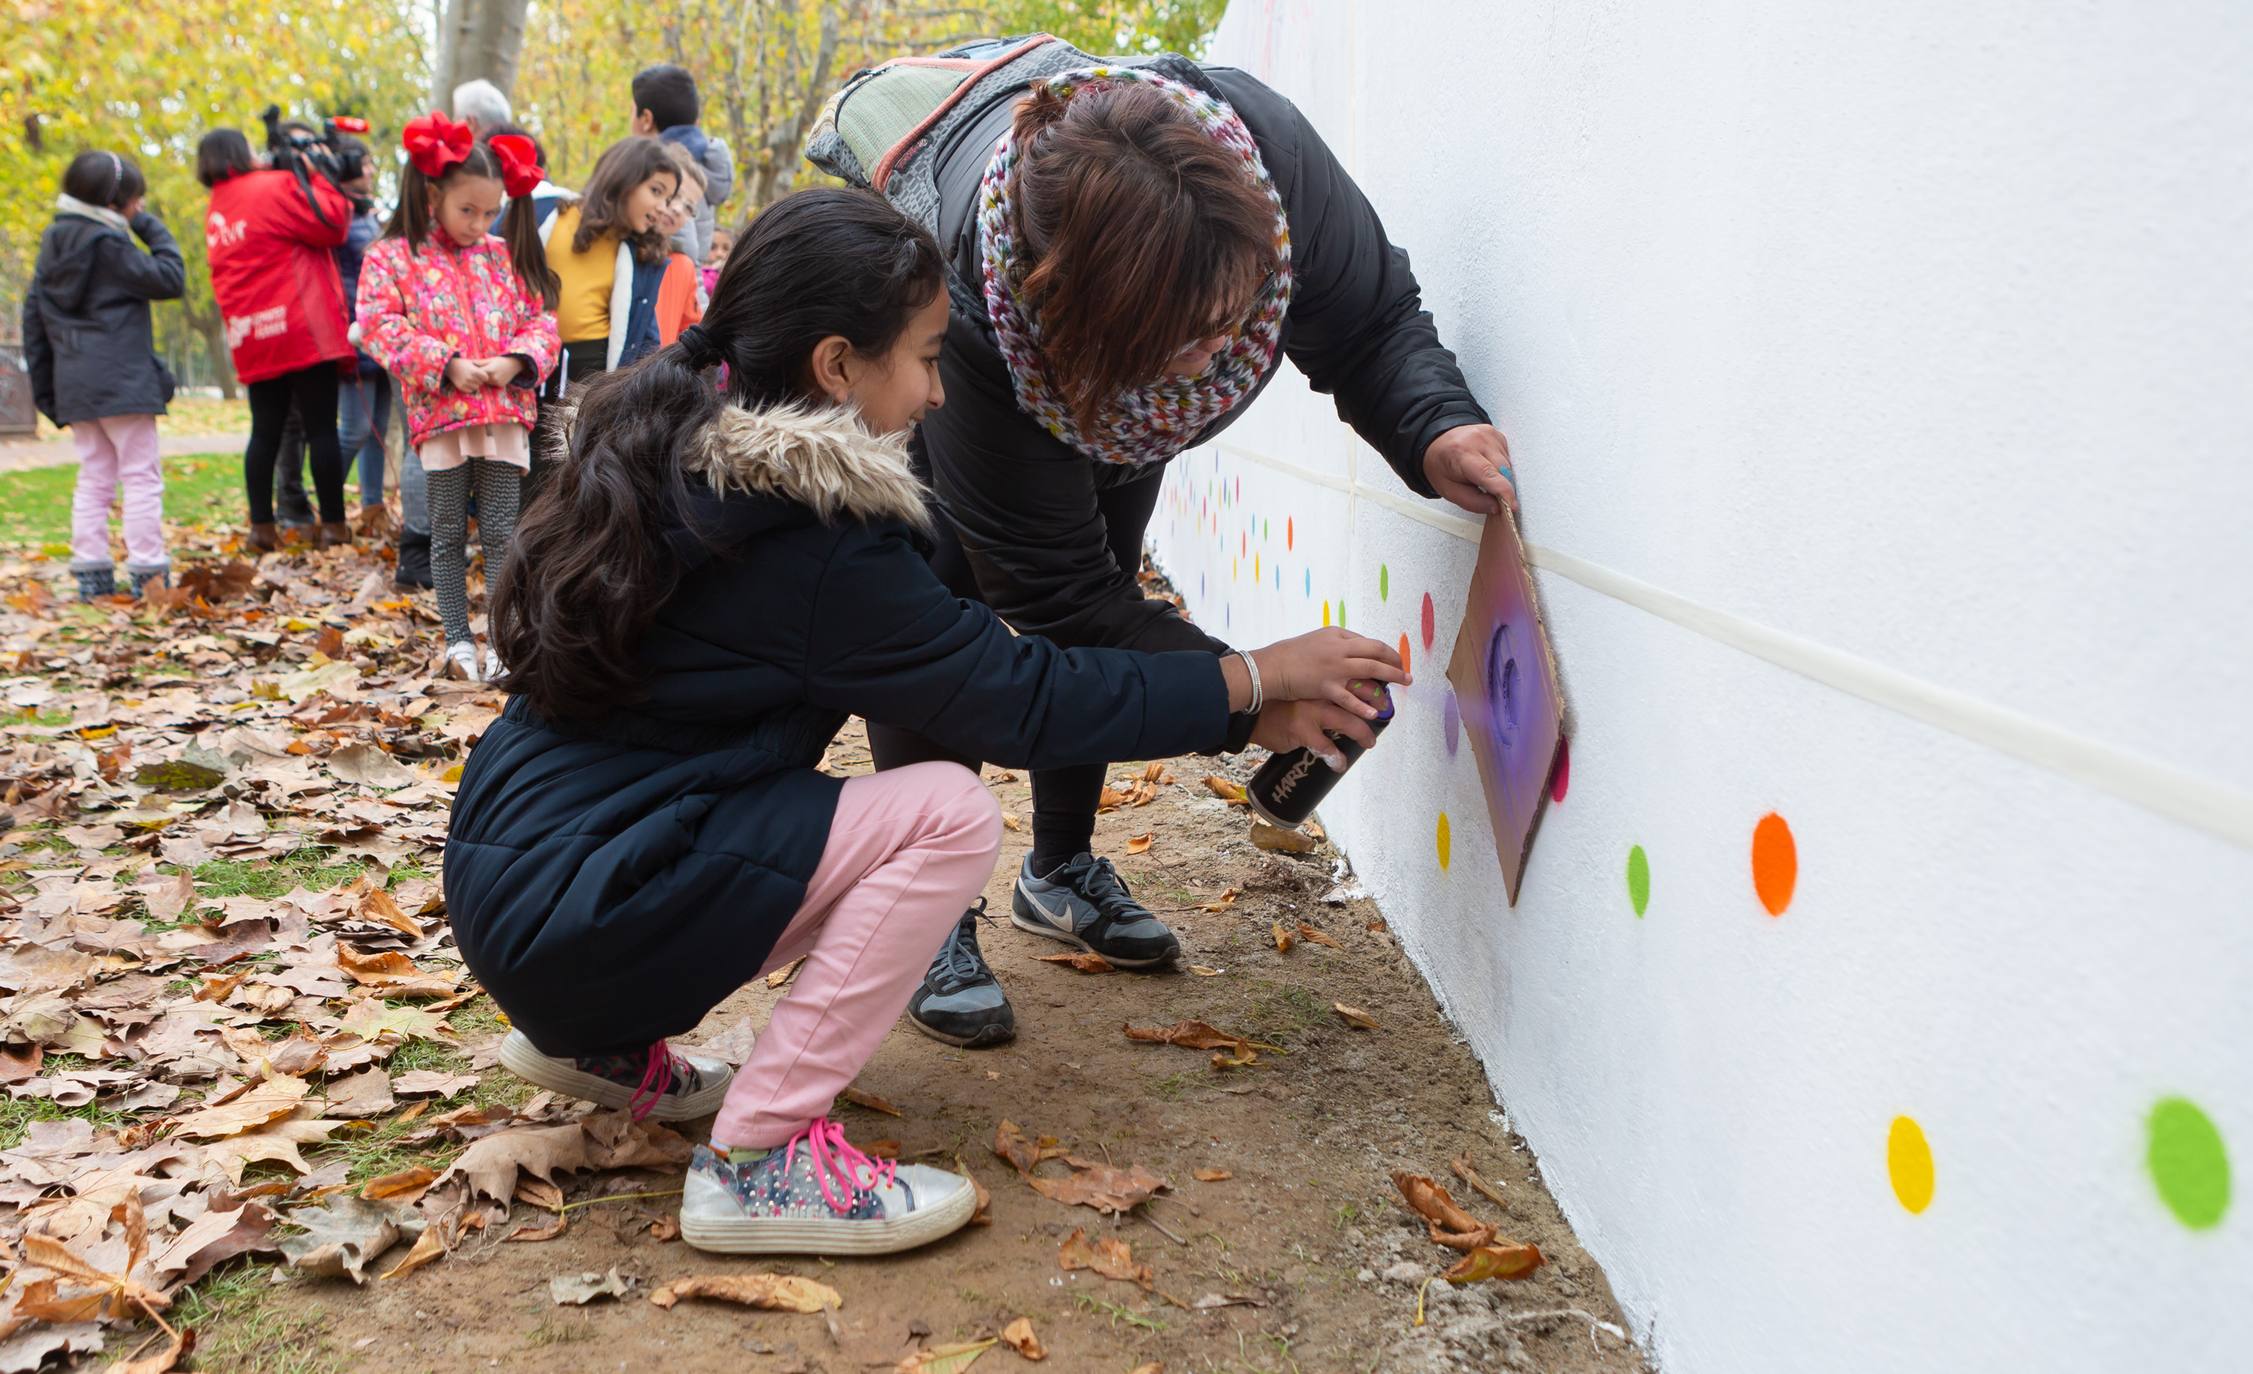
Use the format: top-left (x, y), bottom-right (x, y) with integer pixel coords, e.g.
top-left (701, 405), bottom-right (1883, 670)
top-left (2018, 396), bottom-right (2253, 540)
top-left (498, 1030), bottom-right (732, 1121)
top-left (680, 1117), bottom-right (976, 1255)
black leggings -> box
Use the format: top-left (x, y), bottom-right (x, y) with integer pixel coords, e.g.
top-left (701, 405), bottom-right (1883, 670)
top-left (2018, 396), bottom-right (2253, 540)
top-left (866, 468), bottom-right (1167, 872)
top-left (245, 364), bottom-right (345, 524)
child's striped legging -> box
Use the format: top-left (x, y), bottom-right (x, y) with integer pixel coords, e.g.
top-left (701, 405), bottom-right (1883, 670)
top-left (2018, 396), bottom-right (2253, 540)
top-left (427, 458), bottom-right (520, 645)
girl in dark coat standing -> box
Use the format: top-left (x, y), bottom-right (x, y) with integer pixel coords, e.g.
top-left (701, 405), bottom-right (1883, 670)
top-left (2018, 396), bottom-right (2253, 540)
top-left (451, 188), bottom-right (1404, 1257)
top-left (22, 150), bottom-right (186, 599)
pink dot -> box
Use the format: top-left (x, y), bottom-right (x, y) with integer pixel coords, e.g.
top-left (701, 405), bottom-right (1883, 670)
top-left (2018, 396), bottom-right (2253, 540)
top-left (1550, 737), bottom-right (1570, 802)
top-left (1420, 593), bottom-right (1435, 651)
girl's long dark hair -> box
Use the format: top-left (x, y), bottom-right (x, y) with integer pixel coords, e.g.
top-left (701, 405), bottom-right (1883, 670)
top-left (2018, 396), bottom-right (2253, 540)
top-left (492, 188), bottom-right (946, 722)
top-left (570, 135), bottom-right (678, 265)
top-left (381, 143), bottom-right (558, 309)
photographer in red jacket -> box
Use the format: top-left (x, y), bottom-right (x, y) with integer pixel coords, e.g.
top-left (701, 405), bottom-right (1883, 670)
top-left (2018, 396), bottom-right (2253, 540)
top-left (196, 125), bottom-right (356, 549)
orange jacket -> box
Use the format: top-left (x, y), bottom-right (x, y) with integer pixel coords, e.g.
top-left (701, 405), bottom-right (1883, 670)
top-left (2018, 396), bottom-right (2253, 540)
top-left (654, 253), bottom-right (704, 346)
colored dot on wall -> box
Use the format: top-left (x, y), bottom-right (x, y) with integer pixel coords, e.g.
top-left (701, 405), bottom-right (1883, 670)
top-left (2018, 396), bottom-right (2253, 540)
top-left (1398, 633), bottom-right (1412, 677)
top-left (1338, 601), bottom-right (1347, 628)
top-left (1420, 592), bottom-right (1436, 651)
top-left (1254, 553), bottom-right (1260, 583)
top-left (1752, 812), bottom-right (1797, 916)
top-left (2148, 1096), bottom-right (2231, 1230)
top-left (1304, 569), bottom-right (1311, 598)
top-left (1550, 737), bottom-right (1571, 803)
top-left (1274, 564), bottom-right (1280, 589)
top-left (1322, 601), bottom-right (1331, 627)
top-left (1380, 564), bottom-right (1390, 601)
top-left (1625, 845), bottom-right (1650, 917)
top-left (1442, 690), bottom-right (1460, 758)
top-left (1232, 558), bottom-right (1239, 582)
top-left (1287, 517), bottom-right (1294, 550)
top-left (1263, 518), bottom-right (1270, 541)
top-left (1241, 532), bottom-right (1247, 558)
top-left (1436, 812), bottom-right (1451, 870)
top-left (1888, 1116), bottom-right (1935, 1214)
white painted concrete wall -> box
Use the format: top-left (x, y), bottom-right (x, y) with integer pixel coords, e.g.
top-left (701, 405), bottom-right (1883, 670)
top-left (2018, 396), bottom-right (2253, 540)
top-left (1150, 3), bottom-right (2253, 1369)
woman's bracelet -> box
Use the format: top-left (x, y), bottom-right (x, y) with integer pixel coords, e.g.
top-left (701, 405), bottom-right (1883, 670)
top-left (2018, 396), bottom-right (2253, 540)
top-left (1234, 648), bottom-right (1263, 715)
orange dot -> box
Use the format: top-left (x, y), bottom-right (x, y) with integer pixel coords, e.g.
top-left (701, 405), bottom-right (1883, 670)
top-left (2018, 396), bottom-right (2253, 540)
top-left (1398, 633), bottom-right (1412, 676)
top-left (1286, 517), bottom-right (1294, 550)
top-left (1752, 812), bottom-right (1797, 915)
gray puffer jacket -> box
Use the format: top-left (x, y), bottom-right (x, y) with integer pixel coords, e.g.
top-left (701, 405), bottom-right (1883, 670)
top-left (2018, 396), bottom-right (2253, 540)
top-left (22, 203), bottom-right (185, 424)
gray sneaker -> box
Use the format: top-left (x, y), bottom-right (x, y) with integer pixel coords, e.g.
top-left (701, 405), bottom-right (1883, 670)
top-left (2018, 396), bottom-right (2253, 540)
top-left (497, 1030), bottom-right (732, 1120)
top-left (907, 900), bottom-right (1015, 1048)
top-left (680, 1120), bottom-right (976, 1255)
top-left (1011, 852), bottom-right (1180, 968)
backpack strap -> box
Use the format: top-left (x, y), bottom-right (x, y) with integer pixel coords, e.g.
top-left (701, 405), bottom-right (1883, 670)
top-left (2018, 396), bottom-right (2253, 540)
top-left (807, 34), bottom-right (1059, 192)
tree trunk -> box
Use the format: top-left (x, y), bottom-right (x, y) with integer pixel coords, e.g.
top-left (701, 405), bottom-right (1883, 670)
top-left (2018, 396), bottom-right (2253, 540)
top-left (433, 0), bottom-right (531, 108)
top-left (193, 310), bottom-right (237, 401)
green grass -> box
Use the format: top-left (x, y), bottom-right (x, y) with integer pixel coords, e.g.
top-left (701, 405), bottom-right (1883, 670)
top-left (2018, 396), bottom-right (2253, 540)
top-left (0, 451), bottom-right (246, 550)
top-left (0, 1092), bottom-right (138, 1151)
top-left (1071, 1291), bottom-right (1169, 1332)
top-left (169, 1263), bottom-right (345, 1374)
top-left (192, 848), bottom-right (368, 902)
top-left (1240, 981), bottom-right (1328, 1048)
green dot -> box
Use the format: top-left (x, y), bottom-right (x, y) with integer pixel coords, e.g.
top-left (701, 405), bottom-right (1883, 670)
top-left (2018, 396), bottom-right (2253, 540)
top-left (1338, 601), bottom-right (1347, 628)
top-left (1380, 564), bottom-right (1390, 601)
top-left (1626, 845), bottom-right (1650, 917)
top-left (2148, 1096), bottom-right (2230, 1229)
top-left (1263, 518), bottom-right (1270, 541)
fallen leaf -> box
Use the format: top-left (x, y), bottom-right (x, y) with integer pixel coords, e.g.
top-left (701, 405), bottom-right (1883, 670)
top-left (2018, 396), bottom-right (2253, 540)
top-left (1332, 1003), bottom-right (1380, 1030)
top-left (515, 1177), bottom-right (566, 1212)
top-left (1187, 964), bottom-right (1223, 977)
top-left (1202, 776), bottom-right (1248, 804)
top-left (1126, 1362), bottom-right (1165, 1374)
top-left (648, 1273), bottom-right (841, 1313)
top-left (897, 1338), bottom-right (998, 1374)
top-left (1122, 1021), bottom-right (1277, 1054)
top-left (991, 1120), bottom-right (1068, 1175)
top-left (1442, 1241), bottom-right (1547, 1283)
top-left (1296, 923), bottom-right (1343, 949)
top-left (1271, 922), bottom-right (1295, 953)
top-left (551, 1267), bottom-right (634, 1304)
top-left (1000, 812), bottom-right (1025, 833)
top-left (1197, 887), bottom-right (1239, 912)
top-left (1251, 822), bottom-right (1317, 854)
top-left (1392, 1172), bottom-right (1496, 1251)
top-left (147, 1200), bottom-right (277, 1288)
top-left (132, 755), bottom-right (226, 792)
top-left (1027, 1159), bottom-right (1168, 1215)
top-left (1124, 832), bottom-right (1154, 855)
top-left (359, 1166), bottom-right (438, 1202)
top-left (390, 1069), bottom-right (479, 1099)
top-left (1191, 1293), bottom-right (1266, 1310)
top-left (841, 1086), bottom-right (903, 1117)
top-left (1000, 1315), bottom-right (1047, 1360)
top-left (1191, 1168), bottom-right (1232, 1182)
top-left (171, 1074), bottom-right (309, 1140)
top-left (439, 1121), bottom-right (590, 1204)
top-left (335, 946), bottom-right (460, 997)
top-left (378, 1224), bottom-right (446, 1280)
top-left (1096, 786), bottom-right (1130, 811)
top-left (1033, 951), bottom-right (1113, 973)
top-left (275, 1195), bottom-right (417, 1284)
top-left (765, 956), bottom-right (807, 989)
top-left (1058, 1227), bottom-right (1154, 1288)
top-left (1449, 1154), bottom-right (1509, 1209)
top-left (508, 1213), bottom-right (569, 1243)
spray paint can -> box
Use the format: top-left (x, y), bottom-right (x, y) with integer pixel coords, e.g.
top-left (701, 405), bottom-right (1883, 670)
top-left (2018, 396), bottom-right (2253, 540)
top-left (1246, 681), bottom-right (1395, 829)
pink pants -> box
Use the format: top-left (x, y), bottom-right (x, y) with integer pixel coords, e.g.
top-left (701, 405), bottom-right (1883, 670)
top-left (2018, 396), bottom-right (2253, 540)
top-left (710, 761), bottom-right (1002, 1148)
top-left (70, 414), bottom-right (165, 571)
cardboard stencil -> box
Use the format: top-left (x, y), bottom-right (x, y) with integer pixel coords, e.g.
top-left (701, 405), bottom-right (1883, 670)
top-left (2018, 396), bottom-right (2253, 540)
top-left (1445, 509), bottom-right (1567, 904)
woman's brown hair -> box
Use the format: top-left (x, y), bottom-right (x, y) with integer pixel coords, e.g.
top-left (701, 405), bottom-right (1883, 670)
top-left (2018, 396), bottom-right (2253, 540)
top-left (571, 135), bottom-right (679, 265)
top-left (1008, 82), bottom-right (1280, 430)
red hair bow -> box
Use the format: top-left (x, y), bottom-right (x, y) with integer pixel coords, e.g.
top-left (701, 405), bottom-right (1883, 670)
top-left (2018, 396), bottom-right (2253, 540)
top-left (487, 134), bottom-right (545, 199)
top-left (402, 111), bottom-right (474, 178)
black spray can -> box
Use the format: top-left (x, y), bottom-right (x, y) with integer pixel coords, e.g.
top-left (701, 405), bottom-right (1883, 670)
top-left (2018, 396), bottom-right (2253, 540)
top-left (1246, 681), bottom-right (1395, 829)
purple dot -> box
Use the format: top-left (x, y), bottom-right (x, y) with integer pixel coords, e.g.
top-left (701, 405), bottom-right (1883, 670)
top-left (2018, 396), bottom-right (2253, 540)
top-left (1442, 689), bottom-right (1461, 758)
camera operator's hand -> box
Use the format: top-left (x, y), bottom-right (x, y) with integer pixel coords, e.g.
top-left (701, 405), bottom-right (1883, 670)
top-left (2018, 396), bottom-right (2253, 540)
top-left (444, 357), bottom-right (488, 392)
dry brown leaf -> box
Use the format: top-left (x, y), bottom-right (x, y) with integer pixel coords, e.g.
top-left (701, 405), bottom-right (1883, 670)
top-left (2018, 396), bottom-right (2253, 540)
top-left (1191, 1168), bottom-right (1233, 1182)
top-left (359, 1166), bottom-right (439, 1203)
top-left (1058, 1227), bottom-right (1154, 1288)
top-left (1250, 822), bottom-right (1317, 854)
top-left (1392, 1172), bottom-right (1496, 1251)
top-left (956, 1153), bottom-right (994, 1227)
top-left (1187, 965), bottom-right (1224, 977)
top-left (1271, 922), bottom-right (1295, 953)
top-left (1000, 811), bottom-right (1025, 832)
top-left (1366, 917), bottom-right (1389, 934)
top-left (171, 1074), bottom-right (309, 1140)
top-left (999, 1316), bottom-right (1047, 1361)
top-left (1033, 951), bottom-right (1114, 973)
top-left (107, 1325), bottom-right (195, 1374)
top-left (515, 1177), bottom-right (566, 1212)
top-left (1139, 762), bottom-right (1170, 784)
top-left (1127, 1366), bottom-right (1164, 1374)
top-left (1125, 832), bottom-right (1155, 855)
top-left (765, 956), bottom-right (807, 989)
top-left (1197, 886), bottom-right (1240, 912)
top-left (378, 1224), bottom-right (446, 1280)
top-left (335, 945), bottom-right (459, 997)
top-left (1202, 776), bottom-right (1248, 804)
top-left (1122, 1020), bottom-right (1276, 1054)
top-left (897, 1339), bottom-right (998, 1374)
top-left (1026, 1159), bottom-right (1168, 1215)
top-left (1208, 1044), bottom-right (1259, 1070)
top-left (1332, 1003), bottom-right (1380, 1030)
top-left (1442, 1241), bottom-right (1547, 1283)
top-left (1296, 923), bottom-right (1343, 949)
top-left (507, 1212), bottom-right (569, 1243)
top-left (439, 1121), bottom-right (591, 1204)
top-left (648, 1273), bottom-right (841, 1313)
top-left (1095, 786), bottom-right (1130, 811)
top-left (842, 1086), bottom-right (903, 1117)
top-left (991, 1120), bottom-right (1069, 1175)
top-left (649, 1215), bottom-right (681, 1241)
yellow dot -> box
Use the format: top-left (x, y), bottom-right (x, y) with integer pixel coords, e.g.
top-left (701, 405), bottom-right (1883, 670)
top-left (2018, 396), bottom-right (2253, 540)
top-left (1888, 1115), bottom-right (1934, 1214)
top-left (1436, 812), bottom-right (1451, 870)
top-left (1321, 601), bottom-right (1332, 627)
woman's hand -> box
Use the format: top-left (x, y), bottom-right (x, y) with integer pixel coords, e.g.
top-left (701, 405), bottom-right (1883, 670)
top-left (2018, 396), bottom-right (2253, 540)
top-left (1249, 698), bottom-right (1372, 769)
top-left (444, 356), bottom-right (487, 391)
top-left (1423, 424), bottom-right (1518, 514)
top-left (477, 355), bottom-right (525, 387)
top-left (1250, 627), bottom-right (1407, 717)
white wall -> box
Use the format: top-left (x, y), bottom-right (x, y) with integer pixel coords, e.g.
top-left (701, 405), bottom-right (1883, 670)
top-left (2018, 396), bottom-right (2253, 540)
top-left (1151, 3), bottom-right (2253, 1369)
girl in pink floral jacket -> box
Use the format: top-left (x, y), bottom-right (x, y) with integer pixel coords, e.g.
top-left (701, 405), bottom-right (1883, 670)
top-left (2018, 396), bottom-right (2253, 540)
top-left (357, 116), bottom-right (560, 680)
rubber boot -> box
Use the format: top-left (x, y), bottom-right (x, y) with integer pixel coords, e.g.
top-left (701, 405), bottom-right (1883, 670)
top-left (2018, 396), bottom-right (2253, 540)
top-left (127, 565), bottom-right (170, 598)
top-left (316, 521), bottom-right (355, 549)
top-left (73, 566), bottom-right (116, 601)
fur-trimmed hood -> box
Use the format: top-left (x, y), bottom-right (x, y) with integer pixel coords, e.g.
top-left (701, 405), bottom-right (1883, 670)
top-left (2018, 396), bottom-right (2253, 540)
top-left (683, 403), bottom-right (930, 531)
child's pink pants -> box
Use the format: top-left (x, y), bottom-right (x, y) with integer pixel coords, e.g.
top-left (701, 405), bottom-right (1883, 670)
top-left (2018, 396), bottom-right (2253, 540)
top-left (70, 415), bottom-right (166, 571)
top-left (710, 761), bottom-right (1001, 1148)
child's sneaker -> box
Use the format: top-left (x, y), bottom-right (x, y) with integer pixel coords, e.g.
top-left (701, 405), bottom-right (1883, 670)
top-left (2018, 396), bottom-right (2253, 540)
top-left (680, 1117), bottom-right (976, 1256)
top-left (498, 1030), bottom-right (732, 1120)
top-left (73, 566), bottom-right (115, 601)
top-left (443, 640), bottom-right (483, 681)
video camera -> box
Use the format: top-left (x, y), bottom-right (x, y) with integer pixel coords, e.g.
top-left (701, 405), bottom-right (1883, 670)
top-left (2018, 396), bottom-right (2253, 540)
top-left (259, 105), bottom-right (371, 225)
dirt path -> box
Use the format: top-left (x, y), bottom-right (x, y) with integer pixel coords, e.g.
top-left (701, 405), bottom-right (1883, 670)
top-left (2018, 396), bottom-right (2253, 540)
top-left (0, 531), bottom-right (1644, 1374)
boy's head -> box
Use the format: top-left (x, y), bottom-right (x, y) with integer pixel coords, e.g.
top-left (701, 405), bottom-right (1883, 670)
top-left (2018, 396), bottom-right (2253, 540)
top-left (631, 64), bottom-right (700, 135)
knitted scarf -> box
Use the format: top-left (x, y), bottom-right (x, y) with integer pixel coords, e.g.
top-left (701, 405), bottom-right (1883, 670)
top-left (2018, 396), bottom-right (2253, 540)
top-left (976, 66), bottom-right (1293, 467)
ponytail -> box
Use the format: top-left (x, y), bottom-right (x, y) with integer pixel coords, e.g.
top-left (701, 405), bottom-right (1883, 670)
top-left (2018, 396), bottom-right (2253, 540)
top-left (498, 194), bottom-right (558, 309)
top-left (492, 187), bottom-right (946, 722)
